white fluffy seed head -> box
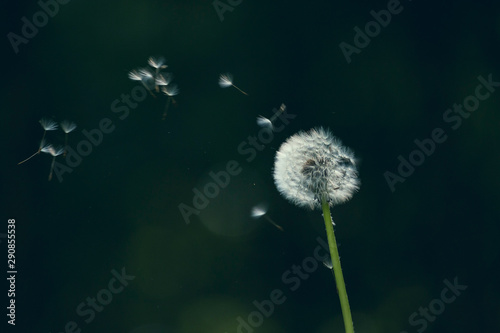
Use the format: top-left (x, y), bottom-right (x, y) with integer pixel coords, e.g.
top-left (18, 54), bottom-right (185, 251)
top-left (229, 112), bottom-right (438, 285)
top-left (273, 127), bottom-right (360, 210)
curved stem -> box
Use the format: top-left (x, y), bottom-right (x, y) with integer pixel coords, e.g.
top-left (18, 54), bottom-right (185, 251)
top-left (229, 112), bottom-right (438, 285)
top-left (321, 197), bottom-right (354, 333)
top-left (18, 151), bottom-right (39, 165)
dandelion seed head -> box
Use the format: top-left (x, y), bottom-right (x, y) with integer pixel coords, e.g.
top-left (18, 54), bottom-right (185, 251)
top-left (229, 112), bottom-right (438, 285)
top-left (60, 120), bottom-right (77, 134)
top-left (39, 118), bottom-right (58, 131)
top-left (273, 127), bottom-right (360, 210)
top-left (218, 73), bottom-right (233, 88)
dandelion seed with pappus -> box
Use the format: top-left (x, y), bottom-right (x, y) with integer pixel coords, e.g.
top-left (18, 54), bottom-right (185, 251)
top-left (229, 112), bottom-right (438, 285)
top-left (161, 84), bottom-right (179, 120)
top-left (218, 72), bottom-right (248, 95)
top-left (148, 56), bottom-right (167, 73)
top-left (42, 144), bottom-right (64, 181)
top-left (18, 118), bottom-right (58, 165)
top-left (60, 120), bottom-right (76, 157)
top-left (273, 127), bottom-right (360, 333)
top-left (128, 68), bottom-right (155, 97)
top-left (250, 203), bottom-right (284, 232)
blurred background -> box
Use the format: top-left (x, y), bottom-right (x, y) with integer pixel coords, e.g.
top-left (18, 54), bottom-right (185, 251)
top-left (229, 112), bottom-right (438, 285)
top-left (1, 0), bottom-right (500, 332)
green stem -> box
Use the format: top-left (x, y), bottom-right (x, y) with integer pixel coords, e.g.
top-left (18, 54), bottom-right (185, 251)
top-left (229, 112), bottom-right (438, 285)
top-left (321, 197), bottom-right (354, 333)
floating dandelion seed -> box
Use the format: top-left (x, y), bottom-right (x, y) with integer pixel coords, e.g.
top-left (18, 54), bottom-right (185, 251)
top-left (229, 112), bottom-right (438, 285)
top-left (60, 120), bottom-right (76, 157)
top-left (322, 257), bottom-right (333, 269)
top-left (128, 68), bottom-right (156, 97)
top-left (250, 204), bottom-right (284, 231)
top-left (42, 144), bottom-right (64, 181)
top-left (256, 103), bottom-right (286, 131)
top-left (60, 120), bottom-right (76, 134)
top-left (162, 84), bottom-right (179, 97)
top-left (273, 127), bottom-right (359, 333)
top-left (40, 118), bottom-right (58, 132)
top-left (161, 84), bottom-right (179, 120)
top-left (155, 73), bottom-right (173, 88)
top-left (138, 67), bottom-right (154, 79)
top-left (18, 118), bottom-right (58, 165)
top-left (138, 67), bottom-right (157, 93)
top-left (148, 56), bottom-right (167, 71)
top-left (218, 73), bottom-right (248, 95)
top-left (127, 70), bottom-right (142, 81)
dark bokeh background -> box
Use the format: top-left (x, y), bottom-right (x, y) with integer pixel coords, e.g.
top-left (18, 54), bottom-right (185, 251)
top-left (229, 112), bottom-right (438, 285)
top-left (2, 0), bottom-right (500, 332)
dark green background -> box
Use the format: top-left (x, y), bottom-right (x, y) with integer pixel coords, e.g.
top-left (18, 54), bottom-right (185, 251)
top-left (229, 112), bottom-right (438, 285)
top-left (2, 0), bottom-right (500, 332)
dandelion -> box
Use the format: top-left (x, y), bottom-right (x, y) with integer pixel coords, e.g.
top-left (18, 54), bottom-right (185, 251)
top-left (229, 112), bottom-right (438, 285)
top-left (256, 103), bottom-right (286, 131)
top-left (274, 127), bottom-right (359, 209)
top-left (18, 118), bottom-right (58, 165)
top-left (218, 73), bottom-right (248, 95)
top-left (60, 120), bottom-right (76, 157)
top-left (161, 84), bottom-right (179, 120)
top-left (250, 204), bottom-right (284, 231)
top-left (273, 127), bottom-right (359, 333)
top-left (41, 144), bottom-right (64, 181)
